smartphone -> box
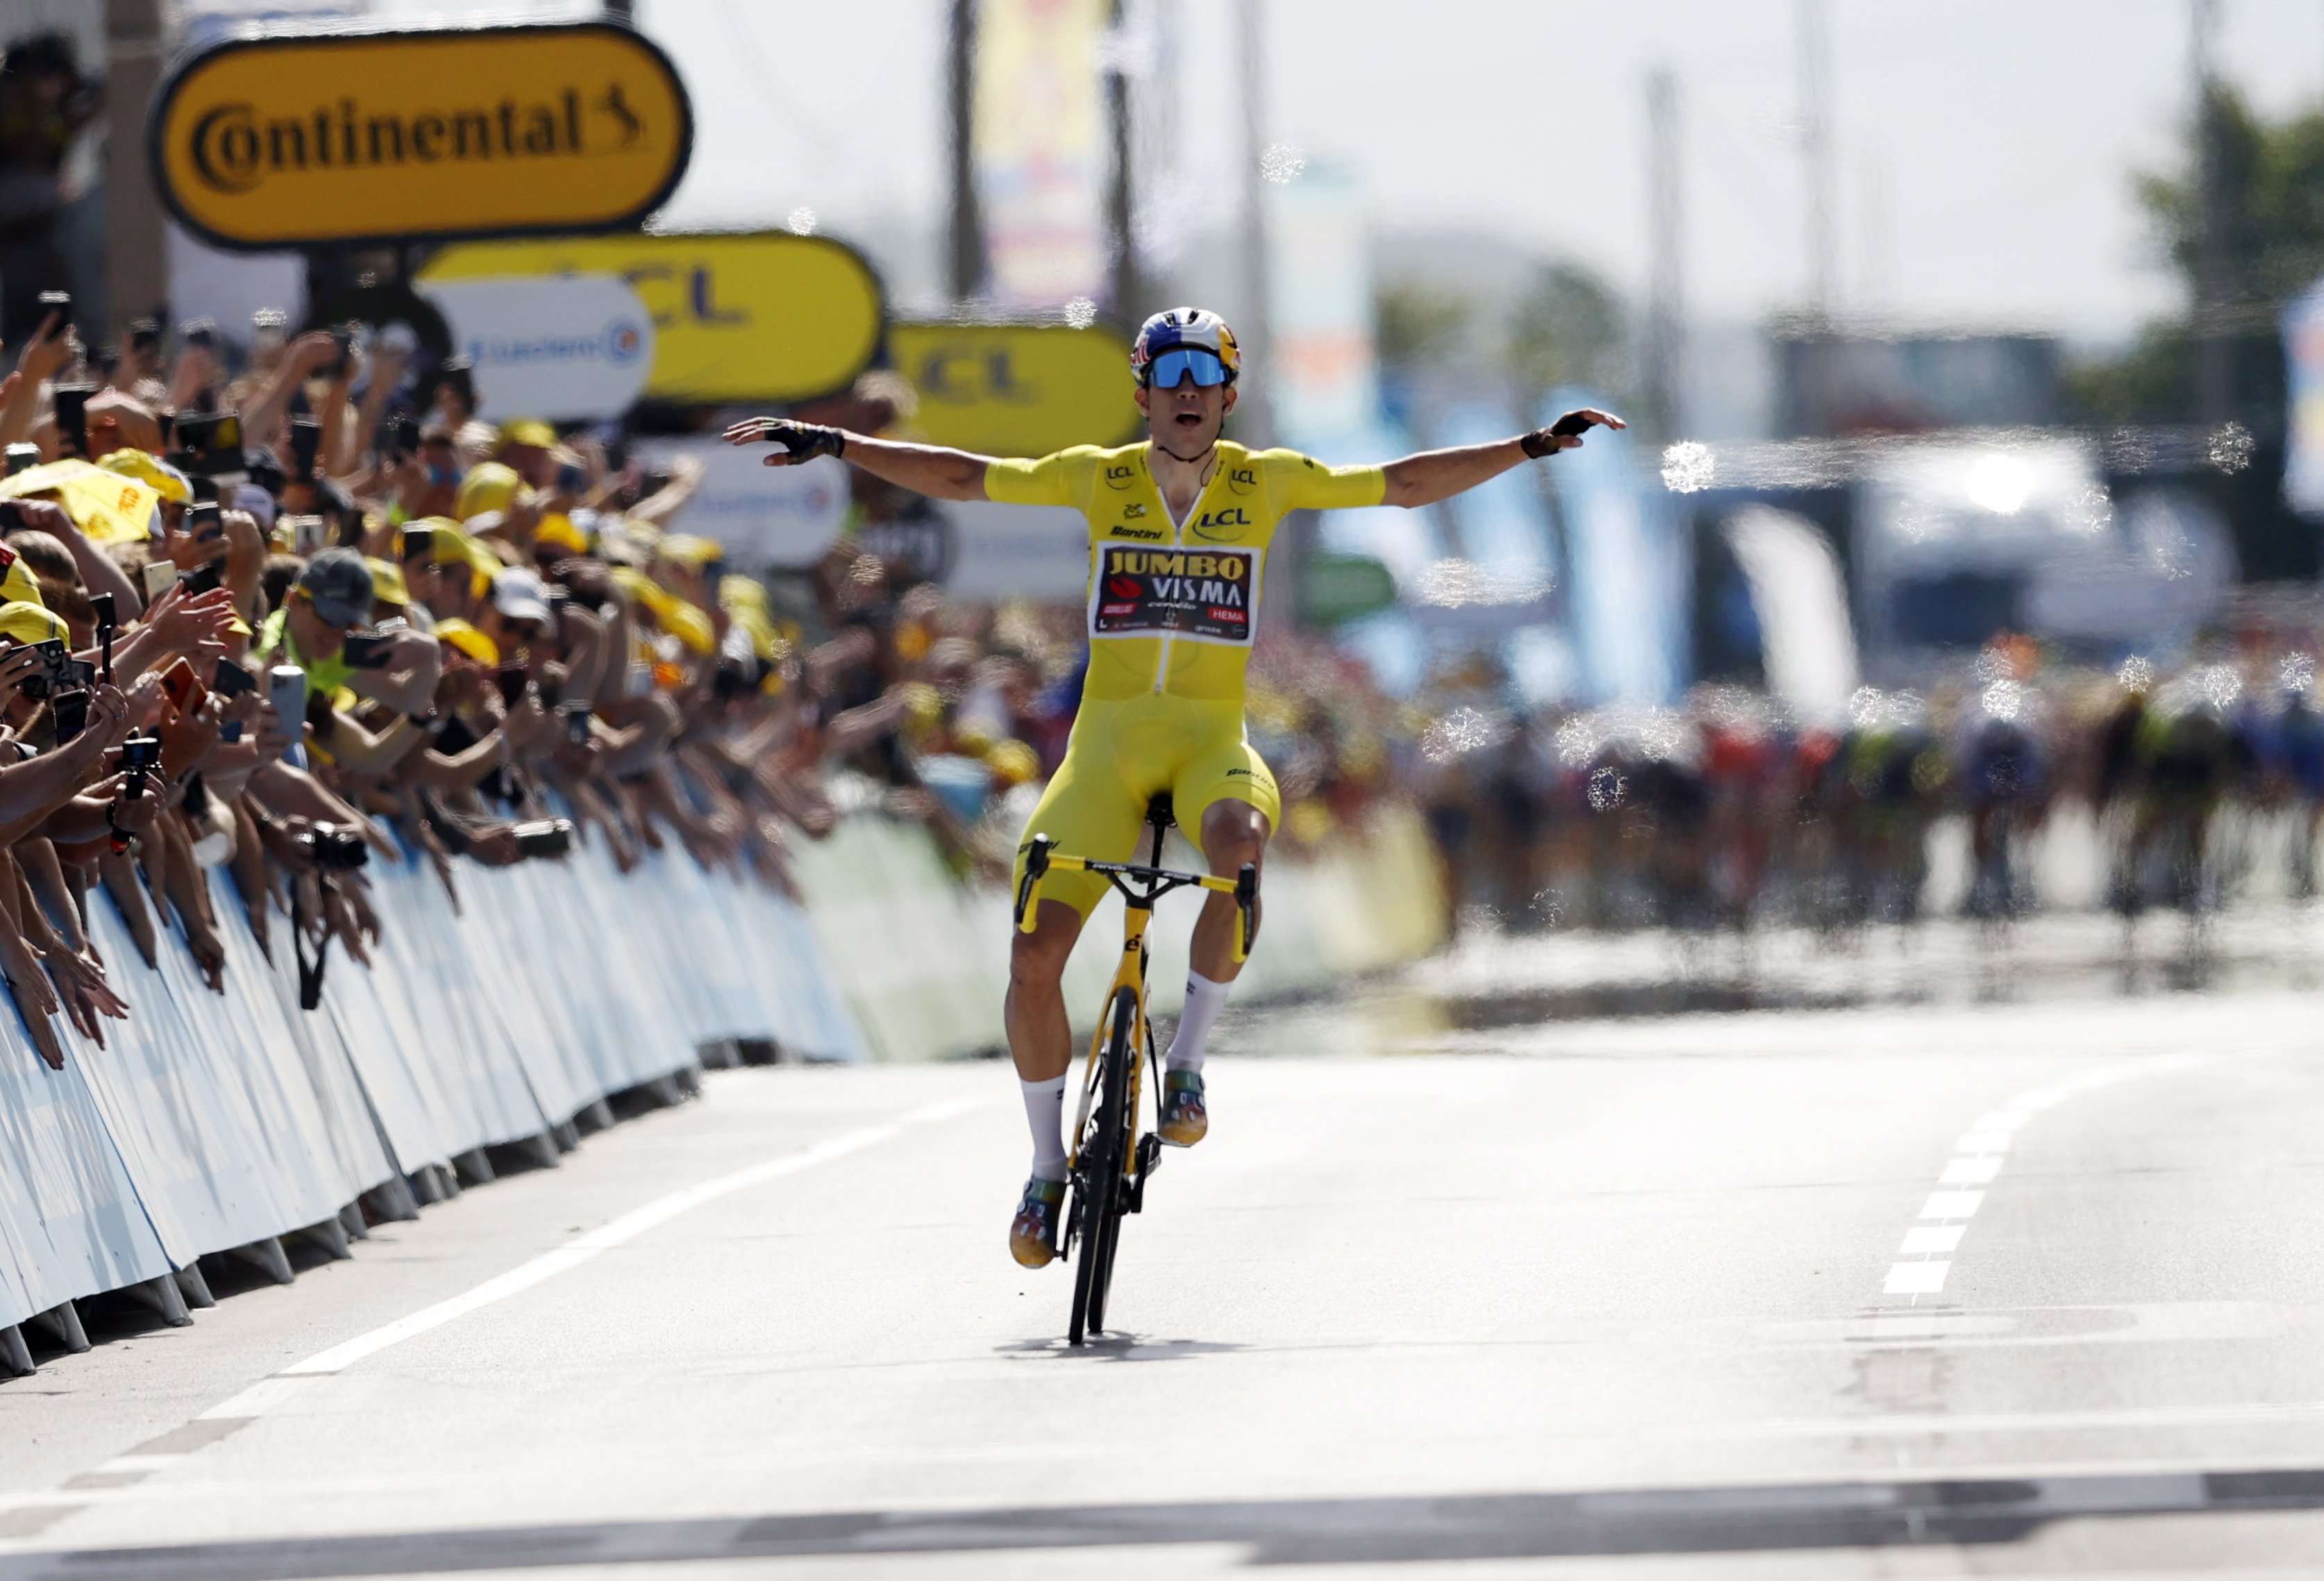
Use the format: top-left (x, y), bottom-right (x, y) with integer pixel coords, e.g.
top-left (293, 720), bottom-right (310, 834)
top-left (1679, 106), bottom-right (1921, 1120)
top-left (174, 411), bottom-right (244, 476)
top-left (158, 656), bottom-right (209, 717)
top-left (555, 458), bottom-right (585, 494)
top-left (512, 818), bottom-right (573, 860)
top-left (558, 700), bottom-right (592, 748)
top-left (181, 317), bottom-right (218, 353)
top-left (36, 290), bottom-right (71, 339)
top-left (90, 592), bottom-right (114, 685)
top-left (289, 417), bottom-right (322, 481)
top-left (327, 324), bottom-right (355, 379)
top-left (51, 384), bottom-right (93, 460)
top-left (400, 524), bottom-right (436, 562)
top-left (141, 560), bottom-right (178, 602)
top-left (388, 414), bottom-right (421, 460)
top-left (49, 687), bottom-right (87, 744)
top-left (3, 443), bottom-right (35, 477)
top-left (129, 317), bottom-right (161, 354)
top-left (15, 639), bottom-right (66, 701)
top-left (179, 560), bottom-right (224, 596)
top-left (283, 513), bottom-right (326, 555)
top-left (339, 631), bottom-right (394, 669)
top-left (268, 665), bottom-right (307, 766)
top-left (211, 658), bottom-right (257, 699)
top-left (494, 664), bottom-right (530, 708)
top-left (60, 658), bottom-right (94, 692)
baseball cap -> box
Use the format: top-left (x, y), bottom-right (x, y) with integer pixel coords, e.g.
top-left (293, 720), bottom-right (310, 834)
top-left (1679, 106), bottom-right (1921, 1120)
top-left (364, 557), bottom-right (410, 608)
top-left (0, 601), bottom-right (65, 646)
top-left (454, 460), bottom-right (523, 521)
top-left (296, 548), bottom-right (374, 629)
top-left (499, 419), bottom-right (557, 451)
top-left (491, 567), bottom-right (553, 626)
top-left (430, 617), bottom-right (500, 667)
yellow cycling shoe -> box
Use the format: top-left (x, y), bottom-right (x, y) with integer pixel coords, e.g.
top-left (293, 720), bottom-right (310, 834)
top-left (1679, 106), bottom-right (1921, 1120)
top-left (1009, 1176), bottom-right (1067, 1268)
top-left (1158, 1069), bottom-right (1207, 1148)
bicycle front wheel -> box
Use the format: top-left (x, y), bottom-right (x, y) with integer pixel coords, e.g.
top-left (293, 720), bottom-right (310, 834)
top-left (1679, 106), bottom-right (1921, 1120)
top-left (1069, 985), bottom-right (1138, 1345)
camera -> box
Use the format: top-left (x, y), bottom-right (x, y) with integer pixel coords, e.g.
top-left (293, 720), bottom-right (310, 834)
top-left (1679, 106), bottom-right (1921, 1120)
top-left (13, 638), bottom-right (69, 701)
top-left (339, 630), bottom-right (395, 669)
top-left (297, 824), bottom-right (370, 871)
top-left (512, 818), bottom-right (573, 861)
top-left (171, 411), bottom-right (245, 478)
top-left (117, 733), bottom-right (162, 798)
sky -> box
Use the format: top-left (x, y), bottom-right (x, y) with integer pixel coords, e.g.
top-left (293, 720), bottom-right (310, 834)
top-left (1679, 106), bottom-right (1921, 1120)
top-left (314, 0), bottom-right (2324, 344)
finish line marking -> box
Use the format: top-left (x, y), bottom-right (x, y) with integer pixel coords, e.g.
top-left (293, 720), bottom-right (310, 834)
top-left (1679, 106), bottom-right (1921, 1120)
top-left (1879, 1055), bottom-right (2204, 1303)
top-left (222, 1096), bottom-right (987, 1393)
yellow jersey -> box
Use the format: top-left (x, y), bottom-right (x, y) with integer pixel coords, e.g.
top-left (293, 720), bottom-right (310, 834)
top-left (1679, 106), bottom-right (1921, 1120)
top-left (984, 440), bottom-right (1386, 704)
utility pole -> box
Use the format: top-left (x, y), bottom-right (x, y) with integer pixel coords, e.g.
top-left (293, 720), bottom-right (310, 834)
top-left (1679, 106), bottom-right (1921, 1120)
top-left (1643, 67), bottom-right (1685, 442)
top-left (103, 0), bottom-right (170, 346)
top-left (2193, 0), bottom-right (2232, 423)
top-left (1234, 0), bottom-right (1274, 446)
top-left (945, 0), bottom-right (984, 304)
top-left (1796, 0), bottom-right (1836, 319)
top-left (1104, 0), bottom-right (1139, 319)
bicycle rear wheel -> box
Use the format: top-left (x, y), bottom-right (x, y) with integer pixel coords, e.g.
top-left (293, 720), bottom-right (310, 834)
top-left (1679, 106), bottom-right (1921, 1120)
top-left (1068, 987), bottom-right (1138, 1346)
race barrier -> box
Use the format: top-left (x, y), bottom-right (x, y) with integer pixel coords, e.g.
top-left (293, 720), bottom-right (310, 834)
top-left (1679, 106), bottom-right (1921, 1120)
top-left (789, 803), bottom-right (1450, 1062)
top-left (0, 803), bottom-right (1442, 1363)
top-left (0, 832), bottom-right (863, 1352)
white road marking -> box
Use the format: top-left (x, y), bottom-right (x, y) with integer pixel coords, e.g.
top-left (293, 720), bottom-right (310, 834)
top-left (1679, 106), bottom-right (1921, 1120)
top-left (1897, 1226), bottom-right (1963, 1255)
top-left (1880, 1054), bottom-right (2209, 1307)
top-left (1919, 1190), bottom-right (1985, 1219)
top-left (283, 1096), bottom-right (987, 1378)
top-left (1883, 1260), bottom-right (1951, 1296)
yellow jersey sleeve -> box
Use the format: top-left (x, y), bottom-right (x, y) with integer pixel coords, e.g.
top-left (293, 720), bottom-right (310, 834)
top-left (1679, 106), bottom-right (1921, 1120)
top-left (1262, 449), bottom-right (1388, 512)
top-left (984, 446), bottom-right (1102, 508)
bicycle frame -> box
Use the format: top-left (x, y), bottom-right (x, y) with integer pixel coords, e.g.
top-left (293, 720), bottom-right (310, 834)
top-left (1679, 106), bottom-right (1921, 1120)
top-left (1012, 829), bottom-right (1258, 1201)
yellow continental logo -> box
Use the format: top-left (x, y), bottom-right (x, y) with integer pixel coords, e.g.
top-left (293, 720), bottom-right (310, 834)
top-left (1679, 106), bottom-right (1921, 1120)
top-left (149, 23), bottom-right (692, 249)
top-left (1106, 551), bottom-right (1247, 580)
top-left (891, 321), bottom-right (1140, 455)
top-left (421, 231), bottom-right (882, 403)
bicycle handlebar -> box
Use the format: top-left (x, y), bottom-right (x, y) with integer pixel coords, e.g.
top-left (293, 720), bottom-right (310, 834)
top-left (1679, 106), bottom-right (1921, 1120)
top-left (1013, 833), bottom-right (1259, 963)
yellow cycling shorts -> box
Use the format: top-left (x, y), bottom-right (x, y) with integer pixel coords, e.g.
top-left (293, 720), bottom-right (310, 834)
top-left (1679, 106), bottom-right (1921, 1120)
top-left (1013, 694), bottom-right (1281, 919)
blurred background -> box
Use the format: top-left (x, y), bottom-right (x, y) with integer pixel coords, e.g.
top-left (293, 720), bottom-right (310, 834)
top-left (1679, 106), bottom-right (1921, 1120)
top-left (24, 0), bottom-right (2324, 954)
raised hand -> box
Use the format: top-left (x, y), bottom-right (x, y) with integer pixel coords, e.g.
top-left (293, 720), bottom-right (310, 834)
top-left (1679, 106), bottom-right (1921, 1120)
top-left (721, 417), bottom-right (845, 467)
top-left (1520, 408), bottom-right (1626, 457)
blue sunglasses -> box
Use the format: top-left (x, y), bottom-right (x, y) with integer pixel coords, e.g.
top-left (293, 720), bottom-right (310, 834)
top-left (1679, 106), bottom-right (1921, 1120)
top-left (1145, 347), bottom-right (1231, 389)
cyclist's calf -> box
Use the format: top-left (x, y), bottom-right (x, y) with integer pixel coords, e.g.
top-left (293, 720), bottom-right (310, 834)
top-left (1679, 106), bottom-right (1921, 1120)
top-left (1007, 900), bottom-right (1083, 1082)
top-left (1193, 800), bottom-right (1270, 979)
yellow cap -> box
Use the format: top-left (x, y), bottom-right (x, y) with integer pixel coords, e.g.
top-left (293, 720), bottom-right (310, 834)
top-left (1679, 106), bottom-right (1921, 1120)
top-left (536, 512), bottom-right (589, 555)
top-left (499, 419), bottom-right (557, 451)
top-left (96, 448), bottom-right (192, 505)
top-left (365, 557), bottom-right (410, 606)
top-left (430, 617), bottom-right (500, 667)
top-left (453, 461), bottom-right (523, 521)
top-left (611, 565), bottom-right (717, 657)
top-left (657, 533), bottom-right (724, 571)
top-left (0, 600), bottom-right (65, 646)
top-left (0, 549), bottom-right (46, 612)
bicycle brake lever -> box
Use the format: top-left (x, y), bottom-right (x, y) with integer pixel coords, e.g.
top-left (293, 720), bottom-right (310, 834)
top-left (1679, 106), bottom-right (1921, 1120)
top-left (1016, 835), bottom-right (1052, 930)
top-left (1233, 862), bottom-right (1258, 961)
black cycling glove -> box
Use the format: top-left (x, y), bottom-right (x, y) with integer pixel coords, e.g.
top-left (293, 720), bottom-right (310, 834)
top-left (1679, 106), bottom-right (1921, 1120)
top-left (1520, 412), bottom-right (1599, 458)
top-left (748, 419), bottom-right (847, 462)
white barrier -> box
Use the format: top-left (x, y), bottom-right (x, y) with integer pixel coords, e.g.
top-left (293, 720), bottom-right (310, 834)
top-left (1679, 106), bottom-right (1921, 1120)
top-left (0, 830), bottom-right (863, 1335)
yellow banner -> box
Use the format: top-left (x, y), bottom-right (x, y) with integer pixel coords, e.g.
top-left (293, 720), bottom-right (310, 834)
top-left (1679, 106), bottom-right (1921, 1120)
top-left (421, 232), bottom-right (883, 404)
top-left (151, 23), bottom-right (691, 250)
top-left (891, 321), bottom-right (1139, 456)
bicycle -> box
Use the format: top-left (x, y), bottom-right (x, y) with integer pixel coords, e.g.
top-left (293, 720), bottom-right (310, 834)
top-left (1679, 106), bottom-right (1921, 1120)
top-left (1013, 794), bottom-right (1257, 1346)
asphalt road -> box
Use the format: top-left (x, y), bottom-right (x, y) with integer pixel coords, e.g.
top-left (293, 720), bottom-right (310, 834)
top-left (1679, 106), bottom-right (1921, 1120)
top-left (10, 920), bottom-right (2324, 1578)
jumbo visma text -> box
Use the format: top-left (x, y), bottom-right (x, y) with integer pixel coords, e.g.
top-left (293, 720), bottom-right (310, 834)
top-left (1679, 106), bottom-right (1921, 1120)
top-left (1104, 550), bottom-right (1251, 585)
top-left (185, 85), bottom-right (648, 195)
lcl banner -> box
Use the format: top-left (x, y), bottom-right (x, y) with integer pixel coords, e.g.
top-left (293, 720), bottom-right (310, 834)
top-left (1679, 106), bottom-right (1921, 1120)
top-left (149, 22), bottom-right (693, 251)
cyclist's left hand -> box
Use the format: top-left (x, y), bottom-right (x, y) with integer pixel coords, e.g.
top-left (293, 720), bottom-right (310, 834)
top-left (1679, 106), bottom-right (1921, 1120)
top-left (1523, 408), bottom-right (1626, 456)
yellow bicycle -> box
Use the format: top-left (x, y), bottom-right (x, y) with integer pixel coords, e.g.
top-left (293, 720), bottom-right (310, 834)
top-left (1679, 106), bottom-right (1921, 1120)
top-left (1014, 795), bottom-right (1256, 1345)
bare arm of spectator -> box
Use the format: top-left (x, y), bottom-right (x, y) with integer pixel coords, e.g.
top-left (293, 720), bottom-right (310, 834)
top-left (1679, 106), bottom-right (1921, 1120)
top-left (0, 853), bottom-right (65, 1067)
top-left (342, 344), bottom-right (407, 475)
top-left (165, 340), bottom-right (222, 415)
top-left (227, 796), bottom-right (273, 960)
top-left (16, 853), bottom-right (126, 1043)
top-left (623, 453), bottom-right (705, 528)
top-left (97, 844), bottom-right (159, 968)
top-left (342, 629), bottom-right (440, 716)
top-left (312, 708), bottom-right (428, 776)
top-left (0, 312), bottom-right (69, 449)
top-left (240, 333), bottom-right (338, 451)
top-left (823, 687), bottom-right (912, 757)
top-left (5, 499), bottom-right (144, 619)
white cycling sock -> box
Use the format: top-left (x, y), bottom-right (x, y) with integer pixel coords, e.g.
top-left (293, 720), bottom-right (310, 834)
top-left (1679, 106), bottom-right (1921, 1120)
top-left (1022, 1075), bottom-right (1069, 1181)
top-left (1165, 972), bottom-right (1231, 1073)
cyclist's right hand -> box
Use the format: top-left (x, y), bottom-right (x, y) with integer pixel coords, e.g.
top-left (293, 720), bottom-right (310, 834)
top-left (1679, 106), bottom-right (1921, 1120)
top-left (720, 417), bottom-right (846, 466)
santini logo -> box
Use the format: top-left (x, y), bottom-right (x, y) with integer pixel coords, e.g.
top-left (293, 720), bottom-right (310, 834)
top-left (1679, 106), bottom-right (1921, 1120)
top-left (187, 85), bottom-right (647, 195)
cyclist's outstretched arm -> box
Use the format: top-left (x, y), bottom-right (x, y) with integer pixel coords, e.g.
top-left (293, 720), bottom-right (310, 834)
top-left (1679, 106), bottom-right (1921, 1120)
top-left (1379, 407), bottom-right (1624, 509)
top-left (721, 418), bottom-right (994, 502)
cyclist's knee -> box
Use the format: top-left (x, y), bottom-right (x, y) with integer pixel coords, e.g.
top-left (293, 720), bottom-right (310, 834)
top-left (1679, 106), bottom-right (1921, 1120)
top-left (1199, 800), bottom-right (1270, 873)
top-left (1009, 903), bottom-right (1081, 989)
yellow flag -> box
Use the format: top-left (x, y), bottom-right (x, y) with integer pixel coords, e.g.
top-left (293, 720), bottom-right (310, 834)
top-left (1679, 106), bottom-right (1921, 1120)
top-left (0, 459), bottom-right (160, 545)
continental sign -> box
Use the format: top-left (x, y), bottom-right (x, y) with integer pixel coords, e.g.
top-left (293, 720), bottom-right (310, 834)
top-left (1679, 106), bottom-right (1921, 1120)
top-left (891, 321), bottom-right (1140, 456)
top-left (149, 23), bottom-right (692, 250)
top-left (421, 232), bottom-right (882, 404)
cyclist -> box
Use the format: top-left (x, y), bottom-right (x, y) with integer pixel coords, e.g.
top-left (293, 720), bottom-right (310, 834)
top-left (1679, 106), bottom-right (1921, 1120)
top-left (725, 307), bottom-right (1621, 1268)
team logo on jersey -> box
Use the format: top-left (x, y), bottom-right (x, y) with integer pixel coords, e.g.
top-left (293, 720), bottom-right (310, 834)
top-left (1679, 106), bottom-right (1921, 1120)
top-left (1225, 465), bottom-right (1258, 496)
top-left (1090, 542), bottom-right (1258, 645)
top-left (1190, 506), bottom-right (1250, 541)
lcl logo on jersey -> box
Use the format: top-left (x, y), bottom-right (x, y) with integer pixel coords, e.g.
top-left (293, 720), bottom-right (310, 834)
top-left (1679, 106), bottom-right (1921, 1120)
top-left (1225, 465), bottom-right (1258, 495)
top-left (1190, 506), bottom-right (1249, 540)
top-left (1102, 463), bottom-right (1137, 491)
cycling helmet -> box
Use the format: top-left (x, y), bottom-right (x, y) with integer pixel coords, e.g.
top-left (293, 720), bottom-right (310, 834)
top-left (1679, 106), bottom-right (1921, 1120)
top-left (1129, 307), bottom-right (1240, 387)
